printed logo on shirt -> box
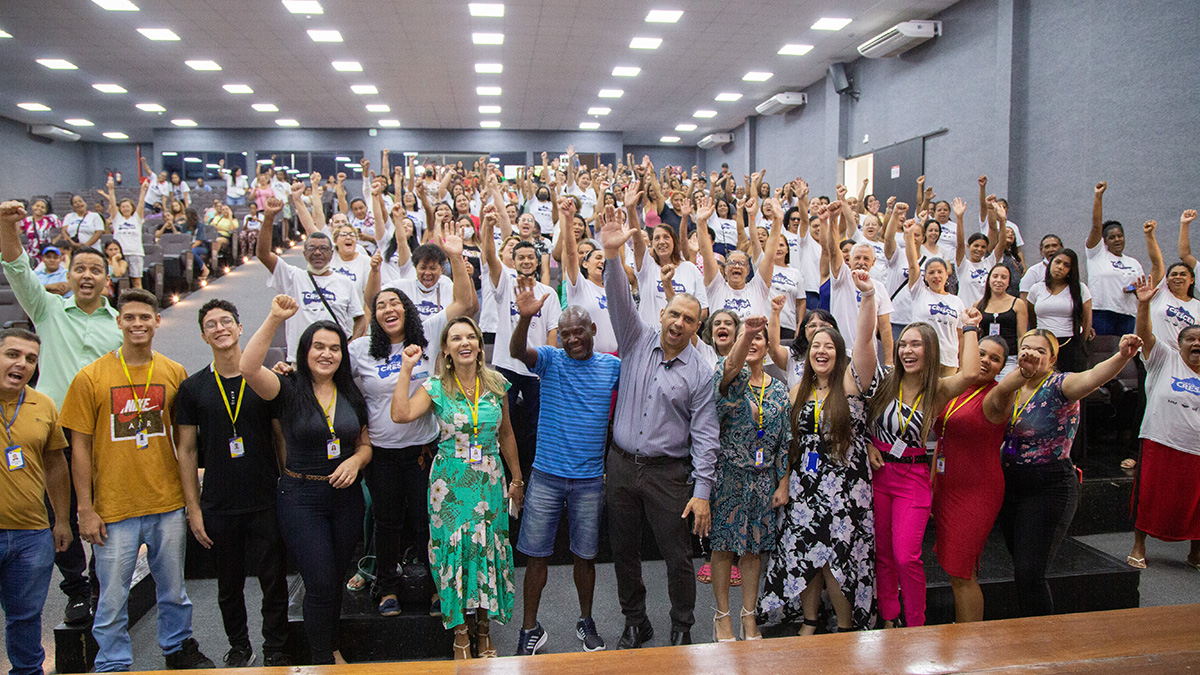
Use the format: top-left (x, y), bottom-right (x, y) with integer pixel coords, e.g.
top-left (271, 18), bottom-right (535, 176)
top-left (1110, 259), bottom-right (1135, 272)
top-left (928, 301), bottom-right (959, 318)
top-left (109, 384), bottom-right (167, 442)
top-left (510, 302), bottom-right (543, 318)
top-left (1170, 377), bottom-right (1200, 396)
top-left (335, 268), bottom-right (357, 282)
top-left (970, 268), bottom-right (989, 283)
top-left (415, 299), bottom-right (441, 318)
top-left (598, 294), bottom-right (608, 310)
top-left (301, 287), bottom-right (338, 307)
top-left (655, 279), bottom-right (688, 295)
top-left (1166, 305), bottom-right (1196, 326)
top-left (376, 352), bottom-right (429, 381)
top-left (772, 271), bottom-right (795, 286)
top-left (723, 297), bottom-right (752, 314)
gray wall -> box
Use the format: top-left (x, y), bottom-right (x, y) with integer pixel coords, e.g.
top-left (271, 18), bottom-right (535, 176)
top-left (0, 116), bottom-right (88, 200)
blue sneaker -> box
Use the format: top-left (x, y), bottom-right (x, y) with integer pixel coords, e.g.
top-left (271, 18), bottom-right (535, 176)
top-left (516, 622), bottom-right (547, 656)
top-left (577, 617), bottom-right (606, 651)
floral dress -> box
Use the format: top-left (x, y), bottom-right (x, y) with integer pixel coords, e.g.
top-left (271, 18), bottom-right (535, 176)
top-left (710, 360), bottom-right (791, 554)
top-left (20, 214), bottom-right (59, 262)
top-left (423, 375), bottom-right (515, 629)
top-left (758, 392), bottom-right (877, 631)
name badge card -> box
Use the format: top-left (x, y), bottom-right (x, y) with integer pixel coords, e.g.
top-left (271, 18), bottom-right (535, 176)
top-left (229, 437), bottom-right (244, 458)
top-left (5, 446), bottom-right (23, 471)
top-left (327, 438), bottom-right (341, 460)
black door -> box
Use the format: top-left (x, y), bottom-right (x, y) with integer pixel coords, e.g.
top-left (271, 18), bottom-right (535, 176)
top-left (870, 136), bottom-right (925, 209)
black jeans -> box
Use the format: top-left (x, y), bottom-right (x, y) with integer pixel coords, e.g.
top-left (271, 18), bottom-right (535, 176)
top-left (47, 441), bottom-right (95, 599)
top-left (998, 458), bottom-right (1080, 617)
top-left (204, 507), bottom-right (289, 656)
top-left (364, 445), bottom-right (431, 597)
top-left (498, 367), bottom-right (540, 481)
top-left (277, 476), bottom-right (365, 664)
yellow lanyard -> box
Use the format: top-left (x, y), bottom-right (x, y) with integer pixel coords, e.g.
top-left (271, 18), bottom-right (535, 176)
top-left (812, 395), bottom-right (825, 434)
top-left (943, 386), bottom-right (985, 427)
top-left (319, 390), bottom-right (337, 437)
top-left (1011, 373), bottom-right (1053, 428)
top-left (212, 365), bottom-right (245, 433)
top-left (455, 374), bottom-right (482, 440)
top-left (118, 349), bottom-right (155, 423)
top-left (755, 375), bottom-right (767, 431)
top-left (897, 384), bottom-right (922, 438)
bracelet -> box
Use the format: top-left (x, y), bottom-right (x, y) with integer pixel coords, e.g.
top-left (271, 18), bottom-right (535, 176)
top-left (509, 479), bottom-right (525, 488)
top-left (858, 290), bottom-right (875, 298)
top-left (962, 325), bottom-right (978, 333)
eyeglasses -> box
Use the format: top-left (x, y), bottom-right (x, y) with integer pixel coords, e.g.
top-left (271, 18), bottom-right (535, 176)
top-left (305, 245), bottom-right (333, 253)
top-left (726, 260), bottom-right (748, 268)
top-left (203, 317), bottom-right (237, 330)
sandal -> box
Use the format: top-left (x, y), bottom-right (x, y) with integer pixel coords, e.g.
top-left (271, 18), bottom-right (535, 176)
top-left (1120, 458), bottom-right (1137, 470)
top-left (1187, 557), bottom-right (1200, 571)
top-left (452, 626), bottom-right (472, 660)
top-left (1126, 555), bottom-right (1147, 569)
top-left (712, 609), bottom-right (736, 643)
top-left (730, 565), bottom-right (742, 587)
top-left (346, 573), bottom-right (369, 592)
top-left (800, 617), bottom-right (819, 636)
top-left (696, 563), bottom-right (712, 584)
top-left (475, 620), bottom-right (498, 658)
top-left (740, 608), bottom-right (762, 640)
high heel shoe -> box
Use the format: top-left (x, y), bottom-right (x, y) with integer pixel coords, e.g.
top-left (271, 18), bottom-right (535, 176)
top-left (452, 625), bottom-right (472, 660)
top-left (712, 610), bottom-right (737, 642)
top-left (475, 620), bottom-right (498, 658)
top-left (740, 608), bottom-right (762, 640)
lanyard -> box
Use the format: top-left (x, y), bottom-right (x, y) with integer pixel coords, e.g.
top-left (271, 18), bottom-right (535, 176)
top-left (455, 374), bottom-right (482, 440)
top-left (755, 375), bottom-right (767, 432)
top-left (319, 390), bottom-right (337, 437)
top-left (0, 389), bottom-right (26, 446)
top-left (1011, 373), bottom-right (1053, 428)
top-left (943, 386), bottom-right (986, 427)
top-left (212, 365), bottom-right (245, 432)
top-left (813, 396), bottom-right (825, 434)
top-left (118, 349), bottom-right (155, 421)
top-left (897, 384), bottom-right (922, 438)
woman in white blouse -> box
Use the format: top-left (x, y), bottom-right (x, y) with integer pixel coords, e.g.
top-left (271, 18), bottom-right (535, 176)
top-left (1144, 214), bottom-right (1200, 349)
top-left (218, 159), bottom-right (250, 206)
top-left (1026, 249), bottom-right (1092, 373)
top-left (1086, 181), bottom-right (1144, 335)
top-left (904, 219), bottom-right (965, 375)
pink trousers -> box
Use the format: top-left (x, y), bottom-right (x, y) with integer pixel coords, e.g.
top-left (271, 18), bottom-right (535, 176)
top-left (872, 459), bottom-right (933, 626)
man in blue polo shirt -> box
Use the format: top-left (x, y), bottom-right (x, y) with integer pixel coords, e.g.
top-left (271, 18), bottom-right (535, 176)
top-left (508, 277), bottom-right (620, 656)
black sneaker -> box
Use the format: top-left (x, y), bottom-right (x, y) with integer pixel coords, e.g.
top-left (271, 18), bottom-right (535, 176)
top-left (263, 652), bottom-right (290, 667)
top-left (576, 617), bottom-right (606, 651)
top-left (165, 638), bottom-right (215, 669)
top-left (515, 622), bottom-right (547, 656)
top-left (222, 645), bottom-right (255, 668)
top-left (64, 593), bottom-right (92, 625)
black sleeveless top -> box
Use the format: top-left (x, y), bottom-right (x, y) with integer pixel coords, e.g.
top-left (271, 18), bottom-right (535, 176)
top-left (980, 296), bottom-right (1019, 355)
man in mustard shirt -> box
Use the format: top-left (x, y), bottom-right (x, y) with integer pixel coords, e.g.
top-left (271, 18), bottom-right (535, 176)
top-left (61, 288), bottom-right (215, 671)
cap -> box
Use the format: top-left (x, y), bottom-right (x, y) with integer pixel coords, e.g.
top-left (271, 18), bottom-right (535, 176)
top-left (41, 245), bottom-right (62, 256)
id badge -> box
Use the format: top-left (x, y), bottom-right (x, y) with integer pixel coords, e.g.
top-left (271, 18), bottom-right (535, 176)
top-left (989, 322), bottom-right (1000, 336)
top-left (754, 447), bottom-right (764, 467)
top-left (135, 430), bottom-right (149, 449)
top-left (936, 456), bottom-right (946, 474)
top-left (229, 437), bottom-right (244, 458)
top-left (889, 438), bottom-right (907, 458)
top-left (5, 446), bottom-right (24, 471)
top-left (326, 438), bottom-right (341, 460)
top-left (803, 448), bottom-right (819, 475)
top-left (469, 443), bottom-right (483, 464)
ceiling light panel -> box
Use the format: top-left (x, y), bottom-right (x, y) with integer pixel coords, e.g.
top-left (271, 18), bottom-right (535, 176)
top-left (476, 86), bottom-right (501, 96)
top-left (136, 102), bottom-right (165, 112)
top-left (282, 0), bottom-right (323, 14)
top-left (137, 28), bottom-right (179, 40)
top-left (778, 43), bottom-right (813, 55)
top-left (378, 119), bottom-right (401, 127)
top-left (275, 118), bottom-right (299, 126)
top-left (645, 10), bottom-right (682, 23)
top-left (365, 104), bottom-right (390, 112)
top-left (715, 92), bottom-right (742, 102)
top-left (629, 37), bottom-right (662, 49)
top-left (598, 89), bottom-right (624, 98)
top-left (812, 17), bottom-right (852, 31)
top-left (468, 3), bottom-right (504, 17)
top-left (307, 29), bottom-right (342, 42)
top-left (0, 30), bottom-right (11, 38)
top-left (587, 107), bottom-right (611, 115)
top-left (65, 118), bottom-right (94, 127)
top-left (743, 71), bottom-right (773, 81)
top-left (92, 0), bottom-right (139, 10)
top-left (579, 122), bottom-right (600, 129)
top-left (660, 136), bottom-right (680, 143)
top-left (675, 123), bottom-right (697, 131)
top-left (17, 103), bottom-right (51, 111)
top-left (103, 132), bottom-right (129, 139)
top-left (612, 66), bottom-right (641, 77)
top-left (332, 61), bottom-right (362, 71)
top-left (475, 63), bottom-right (503, 73)
top-left (37, 59), bottom-right (77, 69)
top-left (472, 33), bottom-right (504, 45)
top-left (693, 109), bottom-right (717, 118)
top-left (478, 105), bottom-right (501, 114)
top-left (186, 60), bottom-right (221, 71)
top-left (93, 83), bottom-right (128, 93)
top-left (223, 84), bottom-right (253, 94)
top-left (171, 119), bottom-right (197, 126)
top-left (351, 85), bottom-right (378, 94)
top-left (480, 120), bottom-right (501, 128)
top-left (252, 103), bottom-right (278, 112)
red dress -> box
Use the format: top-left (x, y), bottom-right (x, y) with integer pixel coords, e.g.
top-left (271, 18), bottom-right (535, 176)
top-left (932, 381), bottom-right (1006, 579)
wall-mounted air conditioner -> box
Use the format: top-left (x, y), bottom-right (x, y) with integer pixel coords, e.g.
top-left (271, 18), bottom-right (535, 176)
top-left (755, 92), bottom-right (807, 116)
top-left (30, 125), bottom-right (82, 142)
top-left (697, 133), bottom-right (733, 149)
top-left (857, 20), bottom-right (942, 58)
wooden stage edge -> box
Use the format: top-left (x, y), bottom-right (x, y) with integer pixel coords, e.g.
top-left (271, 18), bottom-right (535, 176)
top-left (132, 604), bottom-right (1200, 674)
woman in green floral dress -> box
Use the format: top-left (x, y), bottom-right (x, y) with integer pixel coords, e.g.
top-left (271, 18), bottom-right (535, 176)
top-left (390, 317), bottom-right (525, 660)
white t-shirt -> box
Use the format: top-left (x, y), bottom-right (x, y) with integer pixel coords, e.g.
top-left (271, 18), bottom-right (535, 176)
top-left (348, 310), bottom-right (447, 448)
top-left (1150, 290), bottom-right (1200, 351)
top-left (907, 283), bottom-right (965, 368)
top-left (171, 181), bottom-right (190, 203)
top-left (479, 264), bottom-right (516, 333)
top-left (634, 250), bottom-right (708, 327)
top-left (830, 266), bottom-right (894, 356)
top-left (62, 212), bottom-right (104, 245)
top-left (397, 271), bottom-right (455, 320)
top-left (349, 214), bottom-right (378, 255)
top-left (798, 233), bottom-right (822, 293)
top-left (112, 214), bottom-right (144, 256)
top-left (488, 261), bottom-right (561, 376)
top-left (706, 271), bottom-right (770, 319)
top-left (852, 232), bottom-right (889, 282)
top-left (565, 274), bottom-right (617, 354)
top-left (886, 248), bottom-right (913, 324)
top-left (767, 265), bottom-right (804, 332)
top-left (1020, 259), bottom-right (1050, 295)
top-left (979, 217), bottom-right (1024, 246)
top-left (707, 216), bottom-right (739, 253)
top-left (243, 214), bottom-right (262, 232)
top-left (330, 252), bottom-right (372, 302)
top-left (145, 175), bottom-right (170, 204)
top-left (694, 339), bottom-right (720, 371)
top-left (267, 262), bottom-right (364, 361)
top-left (567, 185), bottom-right (596, 221)
top-left (785, 351), bottom-right (805, 390)
top-left (1085, 243), bottom-right (1143, 316)
top-left (957, 252), bottom-right (998, 308)
top-left (525, 197), bottom-right (555, 235)
top-left (932, 219), bottom-right (957, 256)
top-left (1026, 281), bottom-right (1092, 338)
top-left (225, 173), bottom-right (249, 199)
top-left (1139, 340), bottom-right (1200, 455)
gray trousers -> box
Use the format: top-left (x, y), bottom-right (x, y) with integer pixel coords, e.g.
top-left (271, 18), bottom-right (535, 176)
top-left (606, 449), bottom-right (696, 632)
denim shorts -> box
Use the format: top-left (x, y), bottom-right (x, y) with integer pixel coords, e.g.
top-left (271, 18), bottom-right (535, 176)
top-left (516, 469), bottom-right (604, 559)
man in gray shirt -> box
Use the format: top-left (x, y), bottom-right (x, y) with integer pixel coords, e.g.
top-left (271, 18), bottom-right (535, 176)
top-left (599, 202), bottom-right (718, 648)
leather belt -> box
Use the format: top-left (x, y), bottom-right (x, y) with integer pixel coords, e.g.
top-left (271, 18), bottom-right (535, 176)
top-left (611, 443), bottom-right (686, 466)
top-left (283, 468), bottom-right (330, 481)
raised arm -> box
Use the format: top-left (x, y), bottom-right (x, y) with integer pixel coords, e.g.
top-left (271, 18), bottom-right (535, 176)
top-left (390, 345), bottom-right (434, 422)
top-left (696, 196), bottom-right (719, 285)
top-left (985, 197), bottom-right (1004, 260)
top-left (134, 178), bottom-right (149, 221)
top-left (98, 177), bottom-right (118, 221)
top-left (756, 197), bottom-right (784, 283)
top-left (335, 173), bottom-right (349, 215)
top-left (720, 315), bottom-right (765, 393)
top-left (1087, 181), bottom-right (1106, 249)
top-left (1134, 275), bottom-right (1158, 356)
top-left (854, 178), bottom-right (869, 215)
top-left (953, 197), bottom-right (967, 266)
top-left (735, 195), bottom-right (752, 254)
top-left (559, 197), bottom-right (580, 285)
top-left (439, 222), bottom-right (478, 320)
top-left (1061, 333), bottom-right (1141, 401)
top-left (599, 204), bottom-right (643, 350)
top-left (508, 276), bottom-right (549, 370)
top-left (1142, 220), bottom-right (1164, 286)
top-left (239, 295), bottom-right (296, 401)
top-left (883, 202), bottom-right (907, 261)
top-left (904, 218), bottom-right (921, 289)
top-left (436, 166), bottom-right (454, 201)
top-left (480, 208), bottom-right (502, 287)
top-left (292, 181), bottom-right (319, 236)
top-left (978, 175), bottom-right (989, 224)
top-left (848, 269), bottom-right (880, 390)
top-left (256, 197), bottom-right (282, 273)
top-left (1180, 209), bottom-right (1198, 271)
top-left (766, 294), bottom-right (790, 370)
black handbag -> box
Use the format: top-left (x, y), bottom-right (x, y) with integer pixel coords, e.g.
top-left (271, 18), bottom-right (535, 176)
top-left (396, 546), bottom-right (434, 605)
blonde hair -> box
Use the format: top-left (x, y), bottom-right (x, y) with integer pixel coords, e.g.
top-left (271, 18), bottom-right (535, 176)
top-left (436, 317), bottom-right (507, 399)
top-left (1019, 328), bottom-right (1060, 362)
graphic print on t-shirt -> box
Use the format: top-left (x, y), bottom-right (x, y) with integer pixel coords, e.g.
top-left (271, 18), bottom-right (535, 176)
top-left (334, 267), bottom-right (358, 282)
top-left (1170, 376), bottom-right (1200, 399)
top-left (928, 300), bottom-right (959, 318)
top-left (109, 384), bottom-right (167, 442)
top-left (301, 286), bottom-right (338, 308)
top-left (375, 351), bottom-right (431, 382)
top-left (1166, 304), bottom-right (1198, 328)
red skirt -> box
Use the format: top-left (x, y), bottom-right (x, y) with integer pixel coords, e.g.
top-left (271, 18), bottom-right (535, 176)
top-left (1132, 439), bottom-right (1200, 541)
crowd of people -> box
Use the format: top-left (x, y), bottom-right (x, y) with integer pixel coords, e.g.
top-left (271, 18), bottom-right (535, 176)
top-left (0, 149), bottom-right (1197, 672)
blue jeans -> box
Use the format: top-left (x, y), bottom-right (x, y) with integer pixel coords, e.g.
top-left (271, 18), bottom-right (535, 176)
top-left (1092, 309), bottom-right (1135, 336)
top-left (226, 195), bottom-right (246, 206)
top-left (92, 509), bottom-right (193, 672)
top-left (517, 470), bottom-right (605, 559)
top-left (1, 528), bottom-right (55, 675)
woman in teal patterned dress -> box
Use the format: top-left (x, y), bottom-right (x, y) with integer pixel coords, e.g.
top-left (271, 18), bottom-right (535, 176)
top-left (390, 317), bottom-right (525, 660)
top-left (710, 315), bottom-right (792, 641)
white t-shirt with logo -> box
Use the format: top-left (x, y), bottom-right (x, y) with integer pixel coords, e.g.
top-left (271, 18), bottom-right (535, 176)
top-left (1150, 290), bottom-right (1200, 351)
top-left (1139, 340), bottom-right (1200, 455)
top-left (487, 261), bottom-right (561, 376)
top-left (1026, 281), bottom-right (1092, 338)
top-left (706, 216), bottom-right (738, 254)
top-left (829, 266), bottom-right (894, 356)
top-left (397, 271), bottom-right (455, 320)
top-left (348, 309), bottom-right (447, 448)
top-left (1085, 243), bottom-right (1143, 316)
top-left (766, 264), bottom-right (803, 332)
top-left (112, 214), bottom-right (144, 256)
top-left (957, 252), bottom-right (998, 308)
top-left (330, 252), bottom-right (372, 302)
top-left (798, 232), bottom-right (822, 293)
top-left (907, 283), bottom-right (965, 368)
top-left (479, 264), bottom-right (516, 333)
top-left (886, 248), bottom-right (914, 324)
top-left (565, 274), bottom-right (617, 354)
top-left (525, 197), bottom-right (555, 235)
top-left (566, 185), bottom-right (596, 221)
top-left (267, 262), bottom-right (364, 361)
top-left (634, 250), bottom-right (708, 328)
top-left (706, 271), bottom-right (769, 319)
top-left (62, 212), bottom-right (105, 245)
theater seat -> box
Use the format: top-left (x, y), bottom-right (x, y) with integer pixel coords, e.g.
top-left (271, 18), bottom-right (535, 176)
top-left (0, 289), bottom-right (31, 329)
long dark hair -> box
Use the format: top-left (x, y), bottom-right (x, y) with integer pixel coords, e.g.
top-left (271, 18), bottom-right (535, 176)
top-left (791, 326), bottom-right (853, 465)
top-left (650, 224), bottom-right (683, 266)
top-left (974, 263), bottom-right (1013, 312)
top-left (384, 220), bottom-right (421, 263)
top-left (1165, 261), bottom-right (1197, 298)
top-left (1045, 248), bottom-right (1084, 334)
top-left (789, 309), bottom-right (838, 362)
top-left (367, 288), bottom-right (427, 360)
top-left (866, 322), bottom-right (942, 446)
top-left (292, 320), bottom-right (368, 426)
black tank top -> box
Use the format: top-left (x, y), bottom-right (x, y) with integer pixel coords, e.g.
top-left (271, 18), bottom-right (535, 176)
top-left (980, 297), bottom-right (1019, 355)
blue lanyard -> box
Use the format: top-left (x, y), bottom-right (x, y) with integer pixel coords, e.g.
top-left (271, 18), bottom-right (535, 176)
top-left (0, 389), bottom-right (26, 446)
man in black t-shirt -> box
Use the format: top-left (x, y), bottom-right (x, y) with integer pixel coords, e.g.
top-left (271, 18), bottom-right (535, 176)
top-left (175, 299), bottom-right (289, 668)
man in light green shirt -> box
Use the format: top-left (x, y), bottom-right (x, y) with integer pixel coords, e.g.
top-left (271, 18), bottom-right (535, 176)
top-left (0, 200), bottom-right (121, 625)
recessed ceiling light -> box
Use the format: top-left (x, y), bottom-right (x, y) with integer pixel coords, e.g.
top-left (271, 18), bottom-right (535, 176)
top-left (715, 92), bottom-right (743, 102)
top-left (378, 119), bottom-right (401, 127)
top-left (275, 118), bottom-right (299, 127)
top-left (17, 103), bottom-right (51, 111)
top-left (365, 104), bottom-right (390, 112)
top-left (742, 71), bottom-right (773, 81)
top-left (307, 29), bottom-right (342, 42)
top-left (472, 32), bottom-right (504, 45)
top-left (37, 59), bottom-right (77, 70)
top-left (0, 30), bottom-right (11, 39)
top-left (65, 119), bottom-right (94, 127)
top-left (468, 3), bottom-right (504, 17)
top-left (162, 151), bottom-right (177, 156)
top-left (93, 83), bottom-right (127, 93)
top-left (137, 28), bottom-right (180, 40)
top-left (476, 86), bottom-right (501, 96)
top-left (587, 107), bottom-right (611, 116)
top-left (332, 61), bottom-right (362, 71)
top-left (480, 120), bottom-right (501, 128)
top-left (693, 109), bottom-right (717, 118)
top-left (252, 103), bottom-right (278, 112)
top-left (660, 136), bottom-right (680, 143)
top-left (282, 0), bottom-right (323, 14)
top-left (103, 131), bottom-right (129, 139)
top-left (223, 84), bottom-right (253, 94)
top-left (336, 156), bottom-right (351, 161)
top-left (171, 119), bottom-right (197, 126)
top-left (92, 0), bottom-right (139, 10)
top-left (478, 105), bottom-right (501, 114)
top-left (184, 157), bottom-right (202, 163)
top-left (629, 37), bottom-right (662, 50)
top-left (475, 63), bottom-right (503, 74)
top-left (645, 10), bottom-right (682, 23)
top-left (579, 122), bottom-right (600, 130)
top-left (675, 123), bottom-right (697, 131)
top-left (612, 67), bottom-right (641, 78)
top-left (351, 84), bottom-right (378, 94)
top-left (812, 17), bottom-right (852, 31)
top-left (598, 89), bottom-right (624, 98)
top-left (778, 43), bottom-right (814, 55)
top-left (136, 102), bottom-right (166, 112)
top-left (186, 60), bottom-right (221, 71)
